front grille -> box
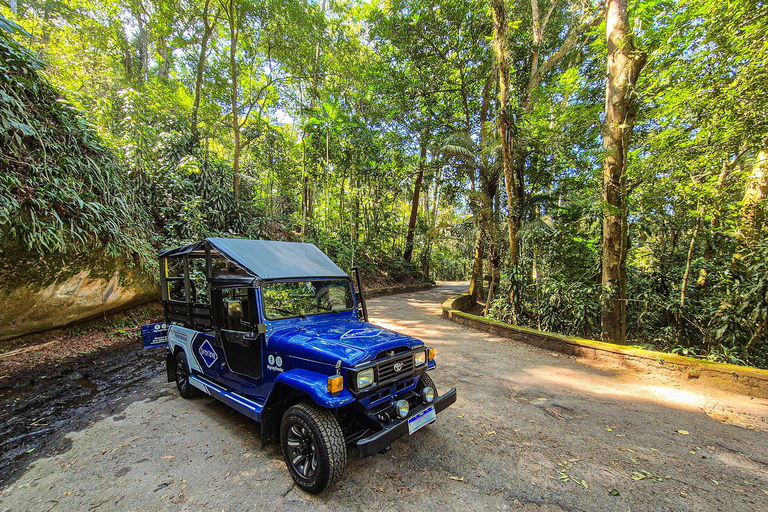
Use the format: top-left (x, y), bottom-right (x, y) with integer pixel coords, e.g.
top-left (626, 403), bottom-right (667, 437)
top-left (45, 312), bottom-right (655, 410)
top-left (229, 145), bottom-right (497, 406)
top-left (376, 353), bottom-right (414, 383)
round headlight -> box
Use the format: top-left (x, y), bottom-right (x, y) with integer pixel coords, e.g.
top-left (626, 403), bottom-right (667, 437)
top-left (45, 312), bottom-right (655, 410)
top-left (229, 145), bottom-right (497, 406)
top-left (357, 368), bottom-right (375, 389)
top-left (395, 399), bottom-right (410, 419)
top-left (421, 386), bottom-right (434, 404)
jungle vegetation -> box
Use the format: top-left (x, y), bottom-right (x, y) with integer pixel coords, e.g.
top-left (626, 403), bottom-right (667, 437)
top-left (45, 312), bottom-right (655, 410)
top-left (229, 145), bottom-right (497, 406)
top-left (0, 0), bottom-right (766, 367)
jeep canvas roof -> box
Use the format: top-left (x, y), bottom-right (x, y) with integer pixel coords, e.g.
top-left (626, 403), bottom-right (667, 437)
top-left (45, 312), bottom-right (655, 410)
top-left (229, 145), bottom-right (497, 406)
top-left (160, 237), bottom-right (348, 280)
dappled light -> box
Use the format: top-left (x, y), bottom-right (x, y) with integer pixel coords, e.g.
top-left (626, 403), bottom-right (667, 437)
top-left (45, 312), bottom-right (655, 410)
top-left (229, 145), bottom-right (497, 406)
top-left (519, 365), bottom-right (708, 412)
top-left (1, 0), bottom-right (767, 506)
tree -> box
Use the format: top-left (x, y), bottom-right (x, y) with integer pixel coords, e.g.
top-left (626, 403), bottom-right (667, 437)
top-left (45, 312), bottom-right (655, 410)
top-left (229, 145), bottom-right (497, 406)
top-left (491, 0), bottom-right (518, 271)
top-left (404, 127), bottom-right (430, 262)
top-left (601, 0), bottom-right (646, 343)
top-left (191, 0), bottom-right (219, 146)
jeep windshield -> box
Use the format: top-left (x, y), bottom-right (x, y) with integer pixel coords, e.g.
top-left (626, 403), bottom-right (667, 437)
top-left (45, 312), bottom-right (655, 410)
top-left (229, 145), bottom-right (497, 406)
top-left (262, 279), bottom-right (355, 320)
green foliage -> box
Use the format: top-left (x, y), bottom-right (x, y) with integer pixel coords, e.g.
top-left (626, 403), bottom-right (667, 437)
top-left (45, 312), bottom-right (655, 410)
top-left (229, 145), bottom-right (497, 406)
top-left (0, 14), bottom-right (153, 264)
top-left (1, 0), bottom-right (766, 370)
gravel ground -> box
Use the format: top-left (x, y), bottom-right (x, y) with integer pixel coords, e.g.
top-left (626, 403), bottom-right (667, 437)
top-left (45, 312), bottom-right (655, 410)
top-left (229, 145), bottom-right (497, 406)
top-left (1, 282), bottom-right (767, 512)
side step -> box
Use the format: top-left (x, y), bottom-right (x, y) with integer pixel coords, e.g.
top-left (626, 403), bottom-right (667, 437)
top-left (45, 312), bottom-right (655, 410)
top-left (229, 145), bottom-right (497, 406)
top-left (189, 374), bottom-right (264, 423)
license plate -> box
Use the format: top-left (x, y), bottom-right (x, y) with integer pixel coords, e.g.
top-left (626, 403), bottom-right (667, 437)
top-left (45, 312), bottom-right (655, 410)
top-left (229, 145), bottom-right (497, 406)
top-left (408, 406), bottom-right (436, 434)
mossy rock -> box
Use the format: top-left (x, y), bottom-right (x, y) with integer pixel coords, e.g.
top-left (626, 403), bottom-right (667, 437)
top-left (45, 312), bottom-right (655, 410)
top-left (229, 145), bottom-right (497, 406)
top-left (0, 249), bottom-right (158, 340)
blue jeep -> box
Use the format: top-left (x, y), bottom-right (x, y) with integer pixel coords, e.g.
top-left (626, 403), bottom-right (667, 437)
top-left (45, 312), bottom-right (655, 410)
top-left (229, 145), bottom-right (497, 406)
top-left (142, 238), bottom-right (456, 493)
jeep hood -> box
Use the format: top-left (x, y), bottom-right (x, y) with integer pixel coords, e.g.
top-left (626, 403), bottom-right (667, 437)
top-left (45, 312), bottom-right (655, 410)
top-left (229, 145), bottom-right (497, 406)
top-left (266, 319), bottom-right (423, 366)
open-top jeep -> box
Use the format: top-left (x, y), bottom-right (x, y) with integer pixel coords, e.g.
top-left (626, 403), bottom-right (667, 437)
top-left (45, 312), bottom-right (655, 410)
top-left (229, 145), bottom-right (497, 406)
top-left (142, 238), bottom-right (456, 493)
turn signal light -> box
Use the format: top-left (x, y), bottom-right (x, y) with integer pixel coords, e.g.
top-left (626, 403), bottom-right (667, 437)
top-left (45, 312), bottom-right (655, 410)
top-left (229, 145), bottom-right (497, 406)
top-left (427, 348), bottom-right (435, 361)
top-left (327, 375), bottom-right (343, 394)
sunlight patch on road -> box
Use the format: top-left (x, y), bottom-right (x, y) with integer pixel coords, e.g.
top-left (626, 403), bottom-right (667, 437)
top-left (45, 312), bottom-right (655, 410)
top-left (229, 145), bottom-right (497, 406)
top-left (519, 365), bottom-right (707, 411)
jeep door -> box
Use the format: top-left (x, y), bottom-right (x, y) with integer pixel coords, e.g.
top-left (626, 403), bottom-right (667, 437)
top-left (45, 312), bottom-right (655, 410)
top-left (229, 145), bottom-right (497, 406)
top-left (215, 287), bottom-right (263, 382)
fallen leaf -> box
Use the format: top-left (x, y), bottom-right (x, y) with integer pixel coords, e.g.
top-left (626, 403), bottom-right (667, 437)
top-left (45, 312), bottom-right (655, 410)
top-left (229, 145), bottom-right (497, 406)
top-left (456, 432), bottom-right (463, 436)
top-left (449, 476), bottom-right (464, 482)
top-left (161, 456), bottom-right (175, 459)
top-left (486, 431), bottom-right (496, 436)
top-left (610, 489), bottom-right (620, 496)
top-left (677, 430), bottom-right (689, 435)
top-left (458, 414), bottom-right (465, 419)
top-left (606, 428), bottom-right (613, 432)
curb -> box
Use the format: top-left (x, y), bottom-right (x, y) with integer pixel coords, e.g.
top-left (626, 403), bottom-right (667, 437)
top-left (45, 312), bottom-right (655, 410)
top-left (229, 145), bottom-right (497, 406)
top-left (442, 293), bottom-right (768, 399)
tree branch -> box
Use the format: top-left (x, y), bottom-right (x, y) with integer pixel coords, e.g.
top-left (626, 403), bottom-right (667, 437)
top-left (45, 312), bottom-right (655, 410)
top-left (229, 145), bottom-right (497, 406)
top-left (524, 12), bottom-right (602, 112)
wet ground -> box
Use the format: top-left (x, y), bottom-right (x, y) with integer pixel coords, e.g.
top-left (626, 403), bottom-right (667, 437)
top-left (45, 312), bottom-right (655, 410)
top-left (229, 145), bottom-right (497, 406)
top-left (0, 330), bottom-right (165, 481)
top-left (1, 283), bottom-right (767, 511)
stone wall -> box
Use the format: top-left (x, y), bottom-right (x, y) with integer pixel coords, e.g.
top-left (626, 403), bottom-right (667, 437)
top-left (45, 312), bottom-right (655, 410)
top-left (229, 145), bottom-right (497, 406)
top-left (0, 250), bottom-right (158, 340)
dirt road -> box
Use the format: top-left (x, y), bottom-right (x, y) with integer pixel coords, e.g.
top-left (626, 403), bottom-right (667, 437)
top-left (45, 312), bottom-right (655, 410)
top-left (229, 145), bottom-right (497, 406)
top-left (1, 283), bottom-right (767, 511)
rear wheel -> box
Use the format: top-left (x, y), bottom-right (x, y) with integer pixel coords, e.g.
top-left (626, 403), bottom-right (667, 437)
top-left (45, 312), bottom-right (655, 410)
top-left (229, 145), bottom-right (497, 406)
top-left (175, 351), bottom-right (200, 399)
top-left (280, 402), bottom-right (347, 493)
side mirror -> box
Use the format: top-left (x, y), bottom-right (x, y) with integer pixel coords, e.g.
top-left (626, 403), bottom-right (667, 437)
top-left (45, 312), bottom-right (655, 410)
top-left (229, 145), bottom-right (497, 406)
top-left (243, 324), bottom-right (267, 342)
top-left (226, 300), bottom-right (243, 318)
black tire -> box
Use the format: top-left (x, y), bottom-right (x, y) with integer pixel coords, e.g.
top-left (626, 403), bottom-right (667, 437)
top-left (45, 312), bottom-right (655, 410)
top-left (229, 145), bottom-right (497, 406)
top-left (417, 371), bottom-right (438, 396)
top-left (175, 351), bottom-right (200, 399)
top-left (280, 402), bottom-right (347, 493)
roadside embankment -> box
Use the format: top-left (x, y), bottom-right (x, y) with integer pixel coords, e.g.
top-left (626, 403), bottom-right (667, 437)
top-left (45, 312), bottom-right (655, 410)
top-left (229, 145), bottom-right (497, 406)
top-left (0, 250), bottom-right (158, 341)
top-left (443, 293), bottom-right (768, 399)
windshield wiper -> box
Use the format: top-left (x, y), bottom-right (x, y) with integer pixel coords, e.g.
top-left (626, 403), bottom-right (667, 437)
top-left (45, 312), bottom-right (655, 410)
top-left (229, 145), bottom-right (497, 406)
top-left (273, 307), bottom-right (306, 319)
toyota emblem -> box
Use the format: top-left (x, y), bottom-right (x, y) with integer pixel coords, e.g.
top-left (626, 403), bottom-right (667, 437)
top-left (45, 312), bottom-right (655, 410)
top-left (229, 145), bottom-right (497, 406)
top-left (393, 361), bottom-right (404, 372)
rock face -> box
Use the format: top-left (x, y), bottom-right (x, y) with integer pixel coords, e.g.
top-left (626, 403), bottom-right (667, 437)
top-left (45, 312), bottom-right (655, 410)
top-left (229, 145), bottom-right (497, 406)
top-left (0, 250), bottom-right (158, 340)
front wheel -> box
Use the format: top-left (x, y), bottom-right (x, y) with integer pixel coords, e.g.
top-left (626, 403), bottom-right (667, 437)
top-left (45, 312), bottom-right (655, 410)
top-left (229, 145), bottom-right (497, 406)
top-left (280, 402), bottom-right (347, 493)
top-left (417, 371), bottom-right (438, 396)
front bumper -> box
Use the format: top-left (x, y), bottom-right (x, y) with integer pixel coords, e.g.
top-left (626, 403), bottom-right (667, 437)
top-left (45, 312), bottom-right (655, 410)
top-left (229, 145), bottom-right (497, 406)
top-left (356, 387), bottom-right (457, 458)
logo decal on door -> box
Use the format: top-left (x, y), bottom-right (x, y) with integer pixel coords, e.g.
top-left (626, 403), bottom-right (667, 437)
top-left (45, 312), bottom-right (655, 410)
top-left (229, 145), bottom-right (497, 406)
top-left (198, 340), bottom-right (218, 368)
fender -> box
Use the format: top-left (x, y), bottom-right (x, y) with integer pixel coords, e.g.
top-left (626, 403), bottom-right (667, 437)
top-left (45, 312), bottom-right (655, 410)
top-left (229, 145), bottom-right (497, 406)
top-left (273, 369), bottom-right (356, 408)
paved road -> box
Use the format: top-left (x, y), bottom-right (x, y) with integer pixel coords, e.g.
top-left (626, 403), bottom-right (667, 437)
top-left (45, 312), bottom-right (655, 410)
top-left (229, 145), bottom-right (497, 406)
top-left (1, 283), bottom-right (767, 511)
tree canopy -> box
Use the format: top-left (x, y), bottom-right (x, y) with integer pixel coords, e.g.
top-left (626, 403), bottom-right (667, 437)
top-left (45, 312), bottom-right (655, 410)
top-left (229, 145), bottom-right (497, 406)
top-left (1, 0), bottom-right (766, 367)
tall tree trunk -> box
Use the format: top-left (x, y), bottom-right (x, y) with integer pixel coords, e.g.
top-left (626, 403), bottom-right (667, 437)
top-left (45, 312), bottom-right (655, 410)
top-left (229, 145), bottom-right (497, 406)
top-left (224, 0), bottom-right (241, 201)
top-left (741, 148), bottom-right (768, 244)
top-left (491, 0), bottom-right (520, 270)
top-left (470, 227), bottom-right (485, 301)
top-left (470, 70), bottom-right (496, 302)
top-left (191, 0), bottom-right (217, 146)
top-left (601, 0), bottom-right (646, 344)
top-left (300, 0), bottom-right (326, 236)
top-left (423, 167), bottom-right (441, 280)
top-left (404, 128), bottom-right (429, 262)
top-left (680, 212), bottom-right (702, 309)
top-left (136, 9), bottom-right (149, 84)
top-left (157, 38), bottom-right (174, 79)
top-left (114, 24), bottom-right (133, 80)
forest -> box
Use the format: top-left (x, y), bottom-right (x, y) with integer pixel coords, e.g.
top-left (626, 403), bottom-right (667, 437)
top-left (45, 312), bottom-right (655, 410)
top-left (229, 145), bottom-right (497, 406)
top-left (0, 0), bottom-right (766, 367)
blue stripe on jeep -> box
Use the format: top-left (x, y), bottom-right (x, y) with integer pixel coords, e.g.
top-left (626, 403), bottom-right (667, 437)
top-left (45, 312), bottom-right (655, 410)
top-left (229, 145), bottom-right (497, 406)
top-left (189, 375), bottom-right (264, 416)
